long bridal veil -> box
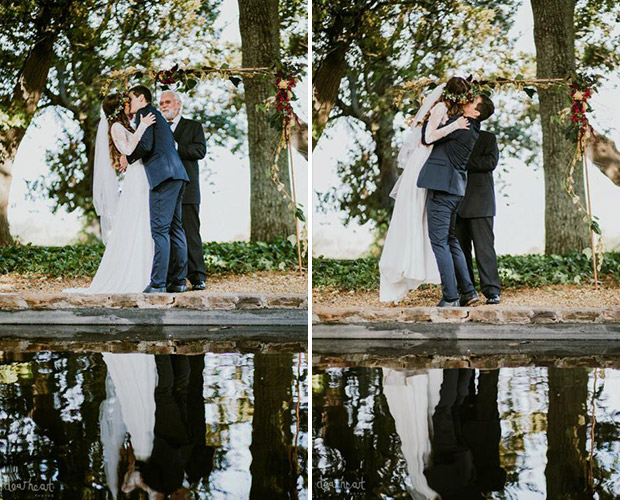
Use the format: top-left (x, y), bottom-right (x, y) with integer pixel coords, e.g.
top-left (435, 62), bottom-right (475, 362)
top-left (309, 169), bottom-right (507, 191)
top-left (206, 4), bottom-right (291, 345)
top-left (390, 83), bottom-right (446, 199)
top-left (93, 108), bottom-right (120, 245)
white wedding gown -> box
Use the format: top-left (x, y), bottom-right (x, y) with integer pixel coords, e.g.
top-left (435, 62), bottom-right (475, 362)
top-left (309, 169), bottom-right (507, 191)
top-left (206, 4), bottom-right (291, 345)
top-left (382, 368), bottom-right (443, 500)
top-left (379, 97), bottom-right (463, 303)
top-left (66, 122), bottom-right (153, 294)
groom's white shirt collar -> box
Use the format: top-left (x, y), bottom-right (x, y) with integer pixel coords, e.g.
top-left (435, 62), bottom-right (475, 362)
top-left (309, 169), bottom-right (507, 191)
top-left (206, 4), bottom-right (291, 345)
top-left (169, 113), bottom-right (182, 132)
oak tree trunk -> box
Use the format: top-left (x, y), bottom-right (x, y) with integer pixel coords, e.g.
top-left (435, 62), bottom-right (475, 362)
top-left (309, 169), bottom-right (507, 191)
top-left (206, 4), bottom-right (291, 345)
top-left (531, 0), bottom-right (589, 254)
top-left (372, 112), bottom-right (399, 219)
top-left (238, 0), bottom-right (295, 242)
top-left (0, 29), bottom-right (58, 245)
top-left (312, 42), bottom-right (348, 147)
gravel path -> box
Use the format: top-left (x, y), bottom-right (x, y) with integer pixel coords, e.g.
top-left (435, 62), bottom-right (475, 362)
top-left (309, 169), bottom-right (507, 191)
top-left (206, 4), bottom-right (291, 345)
top-left (314, 282), bottom-right (620, 308)
top-left (0, 271), bottom-right (308, 295)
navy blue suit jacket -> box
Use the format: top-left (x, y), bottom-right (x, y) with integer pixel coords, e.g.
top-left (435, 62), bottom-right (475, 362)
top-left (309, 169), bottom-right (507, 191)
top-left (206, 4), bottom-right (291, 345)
top-left (417, 115), bottom-right (481, 196)
top-left (127, 104), bottom-right (189, 189)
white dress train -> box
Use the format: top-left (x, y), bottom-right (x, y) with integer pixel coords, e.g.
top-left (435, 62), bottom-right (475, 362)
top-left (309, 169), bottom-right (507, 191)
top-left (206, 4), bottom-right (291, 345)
top-left (66, 122), bottom-right (153, 294)
top-left (379, 101), bottom-right (462, 303)
top-left (382, 368), bottom-right (443, 500)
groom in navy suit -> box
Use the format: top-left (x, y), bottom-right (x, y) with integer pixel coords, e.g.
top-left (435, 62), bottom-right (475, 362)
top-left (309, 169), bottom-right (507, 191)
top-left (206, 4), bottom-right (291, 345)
top-left (417, 96), bottom-right (484, 307)
top-left (127, 86), bottom-right (190, 293)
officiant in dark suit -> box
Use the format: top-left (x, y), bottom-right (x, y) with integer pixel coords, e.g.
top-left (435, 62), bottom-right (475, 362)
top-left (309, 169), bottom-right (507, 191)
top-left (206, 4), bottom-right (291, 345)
top-left (455, 95), bottom-right (501, 305)
top-left (160, 91), bottom-right (208, 291)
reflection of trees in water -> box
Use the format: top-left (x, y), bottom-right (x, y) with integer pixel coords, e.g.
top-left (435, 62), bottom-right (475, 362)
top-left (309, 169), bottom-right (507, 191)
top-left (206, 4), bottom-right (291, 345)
top-left (313, 367), bottom-right (410, 498)
top-left (5, 351), bottom-right (108, 495)
top-left (590, 369), bottom-right (620, 499)
top-left (250, 353), bottom-right (295, 498)
top-left (0, 351), bottom-right (307, 498)
top-left (497, 367), bottom-right (547, 492)
top-left (203, 352), bottom-right (255, 455)
top-left (498, 367), bottom-right (620, 499)
top-left (545, 367), bottom-right (590, 499)
top-left (313, 366), bottom-right (620, 499)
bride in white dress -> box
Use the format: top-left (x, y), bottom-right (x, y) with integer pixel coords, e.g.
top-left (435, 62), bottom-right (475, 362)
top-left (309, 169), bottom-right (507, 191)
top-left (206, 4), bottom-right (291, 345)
top-left (379, 78), bottom-right (472, 303)
top-left (66, 93), bottom-right (156, 294)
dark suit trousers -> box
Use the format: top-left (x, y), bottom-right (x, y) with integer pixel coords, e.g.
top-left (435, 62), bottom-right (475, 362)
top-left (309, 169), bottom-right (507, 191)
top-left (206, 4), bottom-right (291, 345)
top-left (427, 191), bottom-right (475, 301)
top-left (150, 179), bottom-right (188, 288)
top-left (455, 216), bottom-right (501, 298)
top-left (461, 370), bottom-right (506, 492)
top-left (182, 204), bottom-right (207, 284)
top-left (431, 368), bottom-right (472, 455)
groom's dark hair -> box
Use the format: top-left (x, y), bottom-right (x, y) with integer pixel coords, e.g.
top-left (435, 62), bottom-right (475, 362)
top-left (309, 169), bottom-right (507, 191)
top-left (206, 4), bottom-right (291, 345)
top-left (476, 94), bottom-right (495, 122)
top-left (129, 85), bottom-right (152, 104)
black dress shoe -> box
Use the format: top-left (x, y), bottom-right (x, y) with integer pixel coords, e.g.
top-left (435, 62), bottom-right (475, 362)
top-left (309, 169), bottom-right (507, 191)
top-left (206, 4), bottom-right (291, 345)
top-left (437, 298), bottom-right (460, 307)
top-left (167, 284), bottom-right (188, 293)
top-left (459, 290), bottom-right (480, 307)
top-left (486, 295), bottom-right (500, 305)
top-left (192, 281), bottom-right (206, 291)
top-left (143, 285), bottom-right (167, 293)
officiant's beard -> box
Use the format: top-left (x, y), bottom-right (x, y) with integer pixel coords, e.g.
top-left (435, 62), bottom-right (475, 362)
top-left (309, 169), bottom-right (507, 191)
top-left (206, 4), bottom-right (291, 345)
top-left (161, 108), bottom-right (179, 121)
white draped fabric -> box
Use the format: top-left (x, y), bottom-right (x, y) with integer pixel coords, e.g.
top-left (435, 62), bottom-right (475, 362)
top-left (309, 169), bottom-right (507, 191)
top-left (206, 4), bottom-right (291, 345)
top-left (382, 368), bottom-right (443, 500)
top-left (99, 353), bottom-right (158, 498)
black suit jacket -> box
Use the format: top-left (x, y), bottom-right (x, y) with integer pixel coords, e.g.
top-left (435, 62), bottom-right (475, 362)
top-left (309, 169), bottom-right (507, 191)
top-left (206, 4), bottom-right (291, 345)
top-left (417, 116), bottom-right (481, 196)
top-left (458, 130), bottom-right (499, 218)
top-left (173, 117), bottom-right (207, 205)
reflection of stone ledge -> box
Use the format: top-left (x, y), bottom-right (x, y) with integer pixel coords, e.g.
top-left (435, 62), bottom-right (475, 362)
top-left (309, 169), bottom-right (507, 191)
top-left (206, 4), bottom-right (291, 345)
top-left (0, 292), bottom-right (307, 311)
top-left (313, 305), bottom-right (620, 325)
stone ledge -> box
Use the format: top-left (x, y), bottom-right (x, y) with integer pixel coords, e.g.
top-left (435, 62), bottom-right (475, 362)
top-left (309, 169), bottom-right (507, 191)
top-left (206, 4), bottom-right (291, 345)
top-left (0, 292), bottom-right (307, 312)
top-left (313, 305), bottom-right (620, 325)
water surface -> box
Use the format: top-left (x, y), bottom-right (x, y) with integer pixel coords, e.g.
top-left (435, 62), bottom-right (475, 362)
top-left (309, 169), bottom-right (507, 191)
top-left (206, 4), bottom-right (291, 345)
top-left (0, 349), bottom-right (307, 499)
top-left (313, 363), bottom-right (620, 499)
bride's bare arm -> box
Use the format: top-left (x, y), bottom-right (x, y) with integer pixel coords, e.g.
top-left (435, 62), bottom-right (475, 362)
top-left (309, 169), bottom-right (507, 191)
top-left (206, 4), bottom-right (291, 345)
top-left (421, 103), bottom-right (469, 146)
top-left (110, 113), bottom-right (156, 157)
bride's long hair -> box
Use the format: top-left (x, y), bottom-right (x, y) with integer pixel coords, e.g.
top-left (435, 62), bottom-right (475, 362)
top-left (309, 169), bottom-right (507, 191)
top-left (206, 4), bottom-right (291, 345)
top-left (441, 76), bottom-right (471, 116)
top-left (418, 77), bottom-right (471, 125)
top-left (102, 93), bottom-right (132, 171)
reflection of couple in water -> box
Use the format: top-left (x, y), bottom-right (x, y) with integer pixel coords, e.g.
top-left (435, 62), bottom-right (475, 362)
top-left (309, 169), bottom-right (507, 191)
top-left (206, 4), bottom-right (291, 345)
top-left (101, 353), bottom-right (215, 499)
top-left (383, 367), bottom-right (507, 500)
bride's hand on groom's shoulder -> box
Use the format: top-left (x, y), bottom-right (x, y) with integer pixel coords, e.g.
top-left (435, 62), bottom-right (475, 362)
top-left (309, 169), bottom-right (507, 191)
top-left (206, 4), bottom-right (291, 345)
top-left (140, 112), bottom-right (156, 127)
top-left (456, 116), bottom-right (470, 130)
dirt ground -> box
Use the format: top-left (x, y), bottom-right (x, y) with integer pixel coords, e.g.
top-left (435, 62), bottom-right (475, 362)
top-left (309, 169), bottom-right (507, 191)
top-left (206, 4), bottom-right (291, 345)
top-left (0, 271), bottom-right (308, 295)
top-left (314, 281), bottom-right (620, 308)
top-left (2, 271), bottom-right (618, 308)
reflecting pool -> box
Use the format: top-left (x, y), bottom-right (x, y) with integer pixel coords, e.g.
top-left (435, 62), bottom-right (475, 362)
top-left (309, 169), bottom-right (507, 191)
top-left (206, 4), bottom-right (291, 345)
top-left (0, 349), bottom-right (307, 499)
top-left (313, 364), bottom-right (620, 499)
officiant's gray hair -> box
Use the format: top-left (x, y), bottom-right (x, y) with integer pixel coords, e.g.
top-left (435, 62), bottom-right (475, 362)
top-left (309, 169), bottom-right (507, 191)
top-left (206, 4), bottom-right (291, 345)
top-left (161, 90), bottom-right (182, 103)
